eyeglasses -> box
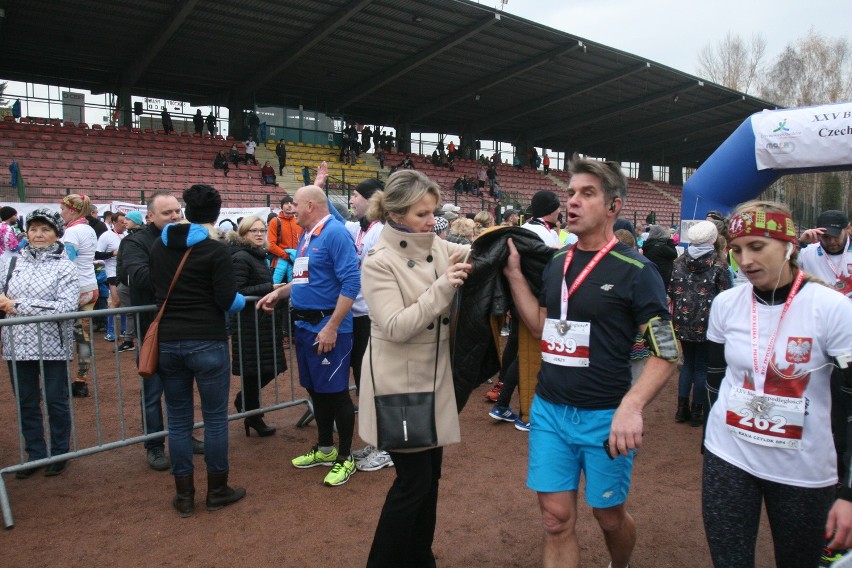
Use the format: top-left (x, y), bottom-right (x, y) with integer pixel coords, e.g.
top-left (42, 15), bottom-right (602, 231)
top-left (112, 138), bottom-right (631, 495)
top-left (247, 228), bottom-right (266, 234)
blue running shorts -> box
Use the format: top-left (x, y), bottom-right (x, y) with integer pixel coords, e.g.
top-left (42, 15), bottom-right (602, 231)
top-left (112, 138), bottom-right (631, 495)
top-left (294, 327), bottom-right (353, 394)
top-left (527, 395), bottom-right (634, 509)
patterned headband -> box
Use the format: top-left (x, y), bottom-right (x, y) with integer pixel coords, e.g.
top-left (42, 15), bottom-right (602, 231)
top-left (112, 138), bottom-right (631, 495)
top-left (728, 210), bottom-right (798, 244)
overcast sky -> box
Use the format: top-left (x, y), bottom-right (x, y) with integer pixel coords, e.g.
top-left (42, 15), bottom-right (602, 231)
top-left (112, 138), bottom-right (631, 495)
top-left (491, 0), bottom-right (849, 79)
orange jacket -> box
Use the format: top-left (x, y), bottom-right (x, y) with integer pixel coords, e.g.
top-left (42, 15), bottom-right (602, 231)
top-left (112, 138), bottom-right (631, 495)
top-left (267, 212), bottom-right (303, 266)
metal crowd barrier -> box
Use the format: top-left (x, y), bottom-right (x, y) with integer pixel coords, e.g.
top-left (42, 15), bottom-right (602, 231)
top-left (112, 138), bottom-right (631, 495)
top-left (0, 298), bottom-right (308, 529)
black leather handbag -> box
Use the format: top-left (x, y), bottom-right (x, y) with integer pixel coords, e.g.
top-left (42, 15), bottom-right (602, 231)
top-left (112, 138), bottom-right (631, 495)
top-left (370, 318), bottom-right (440, 451)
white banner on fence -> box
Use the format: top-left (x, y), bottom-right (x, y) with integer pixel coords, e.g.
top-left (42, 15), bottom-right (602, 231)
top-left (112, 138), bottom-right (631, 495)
top-left (752, 102), bottom-right (852, 171)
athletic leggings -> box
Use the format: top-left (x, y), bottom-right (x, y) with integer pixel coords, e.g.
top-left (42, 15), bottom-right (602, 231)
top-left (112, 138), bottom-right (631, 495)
top-left (702, 450), bottom-right (835, 568)
top-left (307, 388), bottom-right (354, 459)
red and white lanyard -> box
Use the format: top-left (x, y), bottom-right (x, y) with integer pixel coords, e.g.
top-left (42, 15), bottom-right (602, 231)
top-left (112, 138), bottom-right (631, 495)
top-left (355, 221), bottom-right (377, 252)
top-left (821, 237), bottom-right (850, 280)
top-left (750, 270), bottom-right (805, 389)
top-left (298, 214), bottom-right (332, 257)
top-left (558, 236), bottom-right (618, 321)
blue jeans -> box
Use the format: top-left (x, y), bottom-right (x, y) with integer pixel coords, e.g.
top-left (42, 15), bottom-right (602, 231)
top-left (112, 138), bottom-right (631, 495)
top-left (137, 349), bottom-right (165, 451)
top-left (7, 360), bottom-right (71, 461)
top-left (678, 341), bottom-right (708, 404)
top-left (159, 340), bottom-right (231, 476)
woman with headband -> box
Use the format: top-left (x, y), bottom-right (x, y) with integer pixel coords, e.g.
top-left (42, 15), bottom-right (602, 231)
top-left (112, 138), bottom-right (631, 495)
top-left (702, 200), bottom-right (852, 567)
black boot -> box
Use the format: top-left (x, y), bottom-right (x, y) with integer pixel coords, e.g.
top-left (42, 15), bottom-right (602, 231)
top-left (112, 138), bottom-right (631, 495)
top-left (244, 415), bottom-right (276, 437)
top-left (675, 397), bottom-right (690, 423)
top-left (206, 471), bottom-right (246, 511)
top-left (173, 474), bottom-right (195, 518)
top-left (690, 403), bottom-right (705, 427)
top-left (234, 392), bottom-right (243, 413)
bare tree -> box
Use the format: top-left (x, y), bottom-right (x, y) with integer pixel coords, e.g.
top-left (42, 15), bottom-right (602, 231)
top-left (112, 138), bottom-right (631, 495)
top-left (760, 28), bottom-right (852, 107)
top-left (0, 81), bottom-right (7, 106)
top-left (696, 31), bottom-right (766, 95)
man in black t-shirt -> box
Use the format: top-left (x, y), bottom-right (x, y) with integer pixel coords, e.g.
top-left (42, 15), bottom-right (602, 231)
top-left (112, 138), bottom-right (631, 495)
top-left (504, 158), bottom-right (678, 568)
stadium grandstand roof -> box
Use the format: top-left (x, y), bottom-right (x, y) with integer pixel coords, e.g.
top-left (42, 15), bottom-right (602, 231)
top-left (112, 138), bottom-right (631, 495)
top-left (0, 0), bottom-right (777, 165)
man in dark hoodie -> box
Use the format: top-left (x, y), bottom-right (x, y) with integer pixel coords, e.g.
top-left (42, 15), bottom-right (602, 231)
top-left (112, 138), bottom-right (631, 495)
top-left (149, 185), bottom-right (247, 517)
top-left (642, 224), bottom-right (678, 289)
top-left (118, 191), bottom-right (202, 471)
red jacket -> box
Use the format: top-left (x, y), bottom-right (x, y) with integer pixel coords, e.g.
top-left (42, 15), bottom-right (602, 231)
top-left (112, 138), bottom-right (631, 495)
top-left (266, 212), bottom-right (303, 266)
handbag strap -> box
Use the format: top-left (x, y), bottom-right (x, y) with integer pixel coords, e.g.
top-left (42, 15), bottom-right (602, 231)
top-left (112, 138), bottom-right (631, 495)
top-left (369, 316), bottom-right (439, 396)
top-left (150, 247), bottom-right (192, 327)
top-left (3, 256), bottom-right (17, 295)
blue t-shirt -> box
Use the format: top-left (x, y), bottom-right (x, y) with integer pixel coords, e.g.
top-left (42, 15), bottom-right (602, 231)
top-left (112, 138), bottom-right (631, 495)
top-left (537, 242), bottom-right (669, 409)
top-left (291, 217), bottom-right (360, 334)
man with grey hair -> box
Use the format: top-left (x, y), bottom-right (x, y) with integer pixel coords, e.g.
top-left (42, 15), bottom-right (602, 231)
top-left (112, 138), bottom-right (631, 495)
top-left (503, 159), bottom-right (677, 568)
top-left (258, 184), bottom-right (361, 487)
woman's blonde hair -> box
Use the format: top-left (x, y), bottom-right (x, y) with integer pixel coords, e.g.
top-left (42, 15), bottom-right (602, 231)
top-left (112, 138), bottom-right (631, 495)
top-left (237, 215), bottom-right (265, 237)
top-left (473, 211), bottom-right (494, 237)
top-left (367, 170), bottom-right (440, 223)
top-left (61, 194), bottom-right (90, 220)
top-left (449, 218), bottom-right (475, 241)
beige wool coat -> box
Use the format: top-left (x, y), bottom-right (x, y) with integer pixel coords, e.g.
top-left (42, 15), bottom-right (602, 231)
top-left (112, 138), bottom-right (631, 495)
top-left (358, 224), bottom-right (470, 451)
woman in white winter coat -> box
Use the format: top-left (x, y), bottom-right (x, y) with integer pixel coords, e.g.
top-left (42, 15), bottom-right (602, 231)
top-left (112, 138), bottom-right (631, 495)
top-left (0, 208), bottom-right (79, 478)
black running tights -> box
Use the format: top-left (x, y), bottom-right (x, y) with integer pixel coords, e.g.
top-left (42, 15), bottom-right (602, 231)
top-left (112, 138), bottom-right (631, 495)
top-left (307, 388), bottom-right (354, 459)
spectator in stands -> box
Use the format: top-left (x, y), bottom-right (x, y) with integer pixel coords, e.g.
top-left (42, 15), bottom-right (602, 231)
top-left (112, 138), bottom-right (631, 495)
top-left (542, 153), bottom-right (551, 175)
top-left (501, 209), bottom-right (519, 227)
top-left (447, 139), bottom-right (456, 161)
top-left (399, 155), bottom-right (415, 170)
top-left (95, 212), bottom-right (128, 343)
top-left (361, 125), bottom-right (372, 154)
top-left (431, 150), bottom-right (440, 166)
top-left (0, 206), bottom-right (21, 254)
top-left (387, 132), bottom-right (395, 152)
top-left (521, 190), bottom-right (561, 248)
top-left (247, 112), bottom-right (260, 141)
top-left (192, 110), bottom-right (204, 135)
top-left (120, 191), bottom-right (204, 471)
top-left (59, 194), bottom-right (99, 398)
top-left (160, 109), bottom-right (174, 134)
top-left (229, 144), bottom-right (242, 169)
top-left (205, 112), bottom-right (216, 135)
top-left (260, 161), bottom-right (276, 185)
top-left (512, 155), bottom-right (522, 170)
top-left (86, 205), bottom-right (108, 238)
top-left (244, 136), bottom-right (258, 166)
top-left (151, 185), bottom-right (246, 517)
top-left (642, 224), bottom-right (678, 289)
top-left (477, 165), bottom-right (488, 192)
top-left (358, 169), bottom-right (471, 567)
top-left (0, 208), bottom-right (77, 478)
top-left (275, 139), bottom-right (287, 175)
top-left (226, 215), bottom-right (285, 438)
top-left (257, 185), bottom-right (361, 488)
top-left (213, 151), bottom-right (230, 176)
top-left (528, 147), bottom-right (539, 170)
top-left (376, 147), bottom-right (385, 170)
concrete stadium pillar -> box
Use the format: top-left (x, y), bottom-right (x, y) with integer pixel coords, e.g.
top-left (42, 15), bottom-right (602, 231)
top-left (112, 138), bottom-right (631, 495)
top-left (460, 132), bottom-right (476, 161)
top-left (228, 94), bottom-right (248, 139)
top-left (638, 161), bottom-right (653, 181)
top-left (118, 86), bottom-right (133, 128)
top-left (396, 122), bottom-right (412, 154)
top-left (668, 161), bottom-right (683, 185)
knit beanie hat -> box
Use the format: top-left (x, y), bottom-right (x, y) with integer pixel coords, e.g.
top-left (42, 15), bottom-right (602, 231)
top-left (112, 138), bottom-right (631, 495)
top-left (0, 206), bottom-right (17, 221)
top-left (687, 221), bottom-right (718, 245)
top-left (648, 224), bottom-right (669, 240)
top-left (354, 178), bottom-right (384, 200)
top-left (529, 190), bottom-right (560, 218)
top-left (125, 210), bottom-right (144, 226)
top-left (26, 207), bottom-right (65, 237)
top-left (433, 216), bottom-right (449, 234)
top-left (183, 185), bottom-right (222, 224)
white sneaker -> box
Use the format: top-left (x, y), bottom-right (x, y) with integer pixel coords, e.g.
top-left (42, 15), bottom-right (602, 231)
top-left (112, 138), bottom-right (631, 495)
top-left (356, 450), bottom-right (394, 472)
top-left (352, 444), bottom-right (374, 461)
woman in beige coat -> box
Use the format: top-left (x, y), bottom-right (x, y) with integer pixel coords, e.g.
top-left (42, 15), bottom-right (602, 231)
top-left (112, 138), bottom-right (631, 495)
top-left (359, 170), bottom-right (471, 567)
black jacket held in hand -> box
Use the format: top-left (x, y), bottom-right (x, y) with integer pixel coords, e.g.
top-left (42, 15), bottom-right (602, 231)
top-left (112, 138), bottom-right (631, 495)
top-left (118, 222), bottom-right (162, 338)
top-left (452, 226), bottom-right (555, 409)
top-left (150, 223), bottom-right (241, 342)
top-left (227, 236), bottom-right (286, 378)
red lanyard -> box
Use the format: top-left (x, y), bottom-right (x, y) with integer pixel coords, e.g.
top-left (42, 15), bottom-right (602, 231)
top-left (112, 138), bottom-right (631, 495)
top-left (821, 237), bottom-right (850, 280)
top-left (298, 214), bottom-right (332, 257)
top-left (355, 221), bottom-right (377, 251)
top-left (559, 236), bottom-right (618, 321)
top-left (750, 270), bottom-right (804, 388)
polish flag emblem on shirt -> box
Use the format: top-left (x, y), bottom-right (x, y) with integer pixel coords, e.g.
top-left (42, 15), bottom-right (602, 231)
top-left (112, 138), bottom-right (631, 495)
top-left (785, 337), bottom-right (812, 364)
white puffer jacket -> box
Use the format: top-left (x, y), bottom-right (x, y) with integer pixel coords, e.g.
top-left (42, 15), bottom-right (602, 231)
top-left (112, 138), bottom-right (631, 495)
top-left (0, 243), bottom-right (79, 361)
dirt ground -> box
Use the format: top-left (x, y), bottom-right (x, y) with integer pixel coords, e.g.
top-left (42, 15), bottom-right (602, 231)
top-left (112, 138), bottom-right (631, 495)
top-left (0, 340), bottom-right (782, 567)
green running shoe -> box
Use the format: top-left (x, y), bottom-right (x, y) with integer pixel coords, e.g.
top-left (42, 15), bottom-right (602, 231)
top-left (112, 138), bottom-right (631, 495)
top-left (292, 446), bottom-right (338, 469)
top-left (323, 457), bottom-right (356, 487)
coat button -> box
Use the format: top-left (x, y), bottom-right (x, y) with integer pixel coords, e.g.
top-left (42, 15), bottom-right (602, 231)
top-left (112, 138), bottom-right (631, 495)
top-left (400, 240), bottom-right (407, 248)
top-left (426, 255), bottom-right (433, 262)
top-left (442, 317), bottom-right (449, 325)
top-left (407, 260), bottom-right (415, 268)
top-left (427, 323), bottom-right (435, 330)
